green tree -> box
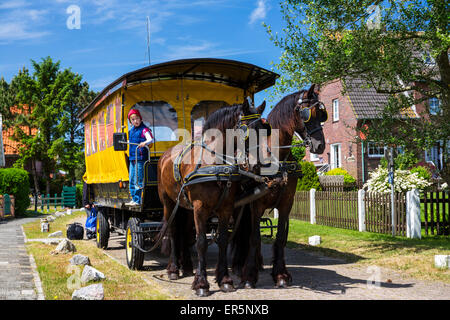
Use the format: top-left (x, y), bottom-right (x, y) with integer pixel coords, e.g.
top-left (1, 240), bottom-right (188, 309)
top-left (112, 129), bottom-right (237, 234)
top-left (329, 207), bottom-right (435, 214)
top-left (51, 70), bottom-right (96, 185)
top-left (1, 57), bottom-right (95, 193)
top-left (266, 0), bottom-right (449, 182)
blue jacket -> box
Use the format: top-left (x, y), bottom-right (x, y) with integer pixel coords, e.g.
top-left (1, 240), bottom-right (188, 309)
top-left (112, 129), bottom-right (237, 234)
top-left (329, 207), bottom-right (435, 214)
top-left (129, 124), bottom-right (152, 161)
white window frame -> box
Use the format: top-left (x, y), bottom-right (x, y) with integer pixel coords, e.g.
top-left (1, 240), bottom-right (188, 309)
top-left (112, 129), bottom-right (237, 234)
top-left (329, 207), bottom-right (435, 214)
top-left (310, 152), bottom-right (320, 162)
top-left (367, 142), bottom-right (385, 158)
top-left (332, 98), bottom-right (339, 122)
top-left (330, 143), bottom-right (341, 169)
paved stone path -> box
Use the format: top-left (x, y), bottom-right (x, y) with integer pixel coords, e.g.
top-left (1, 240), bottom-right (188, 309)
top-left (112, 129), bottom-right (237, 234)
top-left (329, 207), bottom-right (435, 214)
top-left (98, 230), bottom-right (450, 300)
top-left (0, 217), bottom-right (44, 300)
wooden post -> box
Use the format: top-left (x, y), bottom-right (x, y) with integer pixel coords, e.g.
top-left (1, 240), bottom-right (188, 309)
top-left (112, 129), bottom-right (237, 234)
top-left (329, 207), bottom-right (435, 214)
top-left (10, 196), bottom-right (15, 218)
top-left (358, 189), bottom-right (366, 232)
top-left (0, 195), bottom-right (3, 219)
top-left (310, 189), bottom-right (316, 224)
top-left (406, 189), bottom-right (421, 239)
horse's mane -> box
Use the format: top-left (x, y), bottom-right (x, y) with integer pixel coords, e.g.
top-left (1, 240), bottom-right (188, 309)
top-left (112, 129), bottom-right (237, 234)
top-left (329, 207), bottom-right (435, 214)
top-left (202, 104), bottom-right (241, 133)
top-left (267, 91), bottom-right (303, 133)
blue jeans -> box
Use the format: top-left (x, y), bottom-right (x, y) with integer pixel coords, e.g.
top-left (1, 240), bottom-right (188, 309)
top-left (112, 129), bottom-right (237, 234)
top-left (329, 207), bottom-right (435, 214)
top-left (129, 160), bottom-right (144, 204)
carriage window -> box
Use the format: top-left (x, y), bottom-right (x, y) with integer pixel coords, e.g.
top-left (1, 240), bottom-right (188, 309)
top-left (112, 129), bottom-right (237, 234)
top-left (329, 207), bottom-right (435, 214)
top-left (106, 103), bottom-right (114, 148)
top-left (98, 111), bottom-right (106, 151)
top-left (191, 100), bottom-right (228, 139)
top-left (91, 118), bottom-right (98, 154)
top-left (115, 96), bottom-right (121, 133)
top-left (130, 101), bottom-right (178, 142)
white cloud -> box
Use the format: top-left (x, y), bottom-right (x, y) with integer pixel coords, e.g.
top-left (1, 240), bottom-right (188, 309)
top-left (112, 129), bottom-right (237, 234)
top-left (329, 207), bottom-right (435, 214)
top-left (0, 0), bottom-right (29, 9)
top-left (249, 0), bottom-right (267, 24)
top-left (0, 22), bottom-right (50, 41)
top-left (163, 40), bottom-right (264, 61)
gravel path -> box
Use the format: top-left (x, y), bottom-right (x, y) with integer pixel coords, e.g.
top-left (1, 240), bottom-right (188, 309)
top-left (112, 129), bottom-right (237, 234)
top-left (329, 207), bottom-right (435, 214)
top-left (96, 230), bottom-right (450, 300)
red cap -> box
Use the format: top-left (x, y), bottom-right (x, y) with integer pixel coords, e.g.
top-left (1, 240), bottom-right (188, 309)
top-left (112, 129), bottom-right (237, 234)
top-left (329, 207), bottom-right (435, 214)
top-left (128, 109), bottom-right (142, 120)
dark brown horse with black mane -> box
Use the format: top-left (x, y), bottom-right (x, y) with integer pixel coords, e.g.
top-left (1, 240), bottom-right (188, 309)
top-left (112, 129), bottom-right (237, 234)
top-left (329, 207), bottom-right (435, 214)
top-left (231, 84), bottom-right (327, 288)
top-left (157, 99), bottom-right (270, 296)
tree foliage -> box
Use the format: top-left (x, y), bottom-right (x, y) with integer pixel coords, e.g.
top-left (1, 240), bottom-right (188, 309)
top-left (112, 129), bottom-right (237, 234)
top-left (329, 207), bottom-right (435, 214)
top-left (266, 0), bottom-right (449, 180)
top-left (0, 57), bottom-right (96, 193)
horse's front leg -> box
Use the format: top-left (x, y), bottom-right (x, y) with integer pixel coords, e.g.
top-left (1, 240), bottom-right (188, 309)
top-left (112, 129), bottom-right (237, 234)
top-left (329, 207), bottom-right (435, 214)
top-left (215, 208), bottom-right (235, 293)
top-left (192, 204), bottom-right (210, 297)
top-left (271, 209), bottom-right (292, 288)
top-left (241, 206), bottom-right (262, 288)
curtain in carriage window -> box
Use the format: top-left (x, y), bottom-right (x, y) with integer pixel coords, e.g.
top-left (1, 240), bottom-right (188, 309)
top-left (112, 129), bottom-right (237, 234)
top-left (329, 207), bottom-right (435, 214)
top-left (190, 100), bottom-right (228, 139)
top-left (91, 118), bottom-right (97, 154)
top-left (106, 103), bottom-right (114, 148)
top-left (130, 101), bottom-right (178, 142)
top-left (98, 110), bottom-right (106, 151)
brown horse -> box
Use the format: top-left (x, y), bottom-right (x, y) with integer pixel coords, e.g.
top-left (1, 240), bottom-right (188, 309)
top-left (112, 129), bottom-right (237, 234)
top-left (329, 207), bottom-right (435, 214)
top-left (231, 84), bottom-right (327, 288)
top-left (157, 99), bottom-right (270, 296)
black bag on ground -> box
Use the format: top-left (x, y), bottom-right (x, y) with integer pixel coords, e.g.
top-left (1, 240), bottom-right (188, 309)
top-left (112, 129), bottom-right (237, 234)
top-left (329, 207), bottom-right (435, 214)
top-left (67, 223), bottom-right (84, 240)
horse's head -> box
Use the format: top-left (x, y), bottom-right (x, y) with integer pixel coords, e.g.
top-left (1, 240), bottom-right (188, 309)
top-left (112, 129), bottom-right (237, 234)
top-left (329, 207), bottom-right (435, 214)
top-left (236, 98), bottom-right (271, 171)
top-left (294, 84), bottom-right (327, 154)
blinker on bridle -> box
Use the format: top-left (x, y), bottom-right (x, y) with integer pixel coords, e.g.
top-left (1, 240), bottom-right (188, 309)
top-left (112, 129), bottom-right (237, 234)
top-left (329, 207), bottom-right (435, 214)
top-left (296, 97), bottom-right (328, 124)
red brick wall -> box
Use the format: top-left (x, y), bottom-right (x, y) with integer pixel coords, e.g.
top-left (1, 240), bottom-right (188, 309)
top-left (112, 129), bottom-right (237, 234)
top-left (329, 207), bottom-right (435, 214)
top-left (304, 80), bottom-right (363, 183)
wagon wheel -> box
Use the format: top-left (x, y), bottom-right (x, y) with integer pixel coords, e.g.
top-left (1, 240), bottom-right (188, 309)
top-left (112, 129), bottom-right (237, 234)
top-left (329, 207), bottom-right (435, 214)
top-left (126, 217), bottom-right (145, 270)
top-left (96, 209), bottom-right (110, 249)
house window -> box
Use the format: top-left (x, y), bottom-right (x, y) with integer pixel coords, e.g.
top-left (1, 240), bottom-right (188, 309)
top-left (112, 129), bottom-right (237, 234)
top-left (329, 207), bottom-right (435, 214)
top-left (332, 99), bottom-right (339, 121)
top-left (367, 142), bottom-right (385, 158)
top-left (310, 152), bottom-right (320, 162)
top-left (429, 98), bottom-right (441, 115)
top-left (330, 143), bottom-right (341, 169)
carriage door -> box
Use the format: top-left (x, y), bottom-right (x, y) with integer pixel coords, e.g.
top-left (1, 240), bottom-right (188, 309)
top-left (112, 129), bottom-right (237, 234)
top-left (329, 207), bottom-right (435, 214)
top-left (190, 101), bottom-right (228, 140)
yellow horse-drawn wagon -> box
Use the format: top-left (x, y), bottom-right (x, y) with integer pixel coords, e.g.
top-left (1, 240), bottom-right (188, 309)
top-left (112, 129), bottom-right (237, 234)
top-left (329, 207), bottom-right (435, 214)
top-left (78, 58), bottom-right (278, 269)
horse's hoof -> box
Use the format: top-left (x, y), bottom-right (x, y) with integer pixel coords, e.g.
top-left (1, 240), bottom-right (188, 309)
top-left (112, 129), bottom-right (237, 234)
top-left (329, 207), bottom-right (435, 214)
top-left (220, 283), bottom-right (235, 293)
top-left (196, 288), bottom-right (210, 297)
top-left (244, 281), bottom-right (255, 289)
top-left (276, 279), bottom-right (289, 288)
top-left (168, 273), bottom-right (179, 280)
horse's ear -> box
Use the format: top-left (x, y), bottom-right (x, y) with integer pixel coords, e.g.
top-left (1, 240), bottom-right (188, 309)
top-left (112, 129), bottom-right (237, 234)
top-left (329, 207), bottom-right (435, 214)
top-left (256, 100), bottom-right (266, 115)
top-left (242, 98), bottom-right (250, 114)
top-left (307, 84), bottom-right (316, 98)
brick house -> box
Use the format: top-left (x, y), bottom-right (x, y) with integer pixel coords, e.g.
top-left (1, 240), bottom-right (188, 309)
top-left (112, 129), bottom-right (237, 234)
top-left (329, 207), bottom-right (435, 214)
top-left (304, 78), bottom-right (422, 185)
top-left (0, 106), bottom-right (41, 173)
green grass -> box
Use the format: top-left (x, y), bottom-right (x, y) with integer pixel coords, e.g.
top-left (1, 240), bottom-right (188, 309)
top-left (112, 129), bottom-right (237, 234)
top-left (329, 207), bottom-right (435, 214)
top-left (23, 210), bottom-right (174, 300)
top-left (262, 218), bottom-right (450, 283)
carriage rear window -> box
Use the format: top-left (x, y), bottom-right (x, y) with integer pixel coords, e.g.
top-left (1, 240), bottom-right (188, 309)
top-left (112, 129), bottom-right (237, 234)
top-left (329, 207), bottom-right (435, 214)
top-left (191, 100), bottom-right (228, 139)
top-left (130, 101), bottom-right (178, 142)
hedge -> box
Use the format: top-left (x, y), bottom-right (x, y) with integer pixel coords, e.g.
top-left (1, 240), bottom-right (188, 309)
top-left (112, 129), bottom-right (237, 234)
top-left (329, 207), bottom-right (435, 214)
top-left (0, 168), bottom-right (30, 216)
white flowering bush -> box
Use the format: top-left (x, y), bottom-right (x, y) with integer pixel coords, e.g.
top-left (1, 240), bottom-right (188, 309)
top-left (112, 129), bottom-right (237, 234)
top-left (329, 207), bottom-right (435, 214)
top-left (364, 166), bottom-right (432, 193)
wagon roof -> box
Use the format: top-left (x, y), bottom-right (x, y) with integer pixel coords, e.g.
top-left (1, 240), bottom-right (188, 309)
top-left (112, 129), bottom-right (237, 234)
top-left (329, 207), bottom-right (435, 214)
top-left (78, 58), bottom-right (279, 120)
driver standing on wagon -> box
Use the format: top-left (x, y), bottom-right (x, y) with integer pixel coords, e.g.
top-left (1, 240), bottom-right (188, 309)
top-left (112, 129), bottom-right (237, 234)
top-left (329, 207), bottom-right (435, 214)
top-left (125, 108), bottom-right (154, 206)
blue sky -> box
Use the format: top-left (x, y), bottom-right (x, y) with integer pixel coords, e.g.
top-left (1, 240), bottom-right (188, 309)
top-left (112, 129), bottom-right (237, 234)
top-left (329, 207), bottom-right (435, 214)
top-left (0, 0), bottom-right (286, 116)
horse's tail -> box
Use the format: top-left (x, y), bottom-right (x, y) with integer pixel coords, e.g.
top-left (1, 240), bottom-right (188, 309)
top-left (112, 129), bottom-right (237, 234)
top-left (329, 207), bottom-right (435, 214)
top-left (230, 203), bottom-right (252, 275)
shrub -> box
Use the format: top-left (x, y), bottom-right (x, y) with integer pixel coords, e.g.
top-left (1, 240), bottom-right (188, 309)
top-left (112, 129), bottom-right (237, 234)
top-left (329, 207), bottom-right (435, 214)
top-left (364, 166), bottom-right (432, 193)
top-left (380, 151), bottom-right (419, 170)
top-left (297, 161), bottom-right (322, 191)
top-left (76, 183), bottom-right (83, 208)
top-left (291, 137), bottom-right (306, 162)
top-left (410, 166), bottom-right (432, 182)
top-left (324, 168), bottom-right (356, 185)
top-left (0, 168), bottom-right (30, 216)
